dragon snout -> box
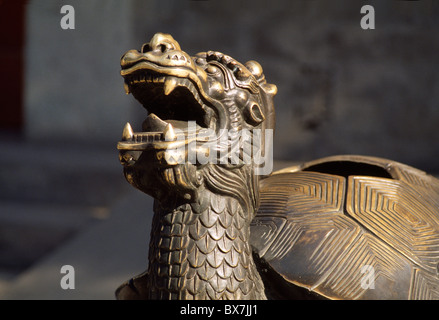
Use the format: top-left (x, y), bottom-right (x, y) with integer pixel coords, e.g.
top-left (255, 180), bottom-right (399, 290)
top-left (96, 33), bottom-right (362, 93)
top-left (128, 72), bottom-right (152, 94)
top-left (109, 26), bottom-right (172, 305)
top-left (120, 33), bottom-right (194, 71)
top-left (144, 32), bottom-right (182, 53)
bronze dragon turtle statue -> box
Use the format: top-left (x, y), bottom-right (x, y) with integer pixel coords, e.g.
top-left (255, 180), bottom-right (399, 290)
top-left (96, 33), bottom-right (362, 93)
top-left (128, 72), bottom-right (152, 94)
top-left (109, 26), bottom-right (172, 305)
top-left (115, 33), bottom-right (439, 300)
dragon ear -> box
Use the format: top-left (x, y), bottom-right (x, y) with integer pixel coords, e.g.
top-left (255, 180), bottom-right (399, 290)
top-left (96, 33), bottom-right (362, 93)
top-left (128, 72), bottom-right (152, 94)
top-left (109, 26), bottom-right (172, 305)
top-left (245, 102), bottom-right (265, 126)
top-left (262, 83), bottom-right (278, 96)
top-left (245, 60), bottom-right (278, 96)
top-left (245, 60), bottom-right (263, 79)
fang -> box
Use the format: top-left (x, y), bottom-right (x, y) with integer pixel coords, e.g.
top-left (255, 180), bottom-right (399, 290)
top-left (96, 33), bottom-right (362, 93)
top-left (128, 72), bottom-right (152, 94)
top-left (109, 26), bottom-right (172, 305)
top-left (123, 82), bottom-right (130, 94)
top-left (164, 77), bottom-right (178, 96)
top-left (122, 122), bottom-right (134, 141)
top-left (163, 123), bottom-right (177, 141)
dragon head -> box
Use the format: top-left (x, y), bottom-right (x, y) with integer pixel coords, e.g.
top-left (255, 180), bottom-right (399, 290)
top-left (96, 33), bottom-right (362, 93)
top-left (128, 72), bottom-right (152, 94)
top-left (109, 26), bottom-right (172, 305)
top-left (118, 33), bottom-right (277, 210)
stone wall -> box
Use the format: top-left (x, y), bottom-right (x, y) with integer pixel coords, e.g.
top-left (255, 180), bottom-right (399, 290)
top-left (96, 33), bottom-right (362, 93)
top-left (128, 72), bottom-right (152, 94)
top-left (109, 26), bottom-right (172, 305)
top-left (24, 0), bottom-right (137, 144)
top-left (25, 0), bottom-right (439, 172)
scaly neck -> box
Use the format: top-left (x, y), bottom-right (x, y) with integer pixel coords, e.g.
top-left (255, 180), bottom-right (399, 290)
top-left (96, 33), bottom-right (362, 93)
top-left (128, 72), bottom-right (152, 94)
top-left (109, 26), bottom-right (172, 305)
top-left (144, 190), bottom-right (266, 300)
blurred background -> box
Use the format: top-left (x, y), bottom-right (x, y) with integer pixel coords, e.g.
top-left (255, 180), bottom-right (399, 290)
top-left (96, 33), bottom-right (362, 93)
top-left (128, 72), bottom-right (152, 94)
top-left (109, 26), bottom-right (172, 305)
top-left (0, 0), bottom-right (438, 299)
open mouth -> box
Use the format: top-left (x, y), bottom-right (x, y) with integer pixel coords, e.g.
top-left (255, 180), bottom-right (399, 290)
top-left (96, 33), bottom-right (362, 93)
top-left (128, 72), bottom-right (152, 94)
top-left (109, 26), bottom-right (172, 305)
top-left (117, 69), bottom-right (218, 151)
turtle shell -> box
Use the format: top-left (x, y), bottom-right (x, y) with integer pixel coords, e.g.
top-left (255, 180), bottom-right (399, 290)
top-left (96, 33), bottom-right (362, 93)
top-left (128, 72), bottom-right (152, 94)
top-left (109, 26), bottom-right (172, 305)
top-left (250, 155), bottom-right (439, 299)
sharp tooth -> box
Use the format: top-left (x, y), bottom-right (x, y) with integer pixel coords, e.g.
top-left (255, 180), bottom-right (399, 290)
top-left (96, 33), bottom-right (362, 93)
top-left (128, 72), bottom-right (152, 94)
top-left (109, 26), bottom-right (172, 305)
top-left (164, 77), bottom-right (178, 96)
top-left (123, 82), bottom-right (130, 94)
top-left (122, 122), bottom-right (134, 141)
top-left (163, 123), bottom-right (176, 141)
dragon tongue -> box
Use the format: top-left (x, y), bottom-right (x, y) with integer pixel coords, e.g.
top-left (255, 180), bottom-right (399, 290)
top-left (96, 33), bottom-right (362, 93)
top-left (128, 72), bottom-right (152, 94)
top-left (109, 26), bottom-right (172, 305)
top-left (164, 77), bottom-right (178, 96)
top-left (142, 113), bottom-right (168, 132)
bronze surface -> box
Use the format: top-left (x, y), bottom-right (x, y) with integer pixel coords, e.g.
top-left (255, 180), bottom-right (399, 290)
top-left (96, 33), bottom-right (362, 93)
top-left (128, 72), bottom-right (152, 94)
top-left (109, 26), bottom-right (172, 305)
top-left (116, 33), bottom-right (275, 300)
top-left (115, 33), bottom-right (439, 300)
top-left (252, 155), bottom-right (439, 299)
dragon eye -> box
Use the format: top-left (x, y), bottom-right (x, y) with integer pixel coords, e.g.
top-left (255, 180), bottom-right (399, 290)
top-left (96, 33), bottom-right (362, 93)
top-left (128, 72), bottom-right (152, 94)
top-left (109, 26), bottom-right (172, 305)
top-left (206, 65), bottom-right (219, 74)
top-left (141, 43), bottom-right (151, 53)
